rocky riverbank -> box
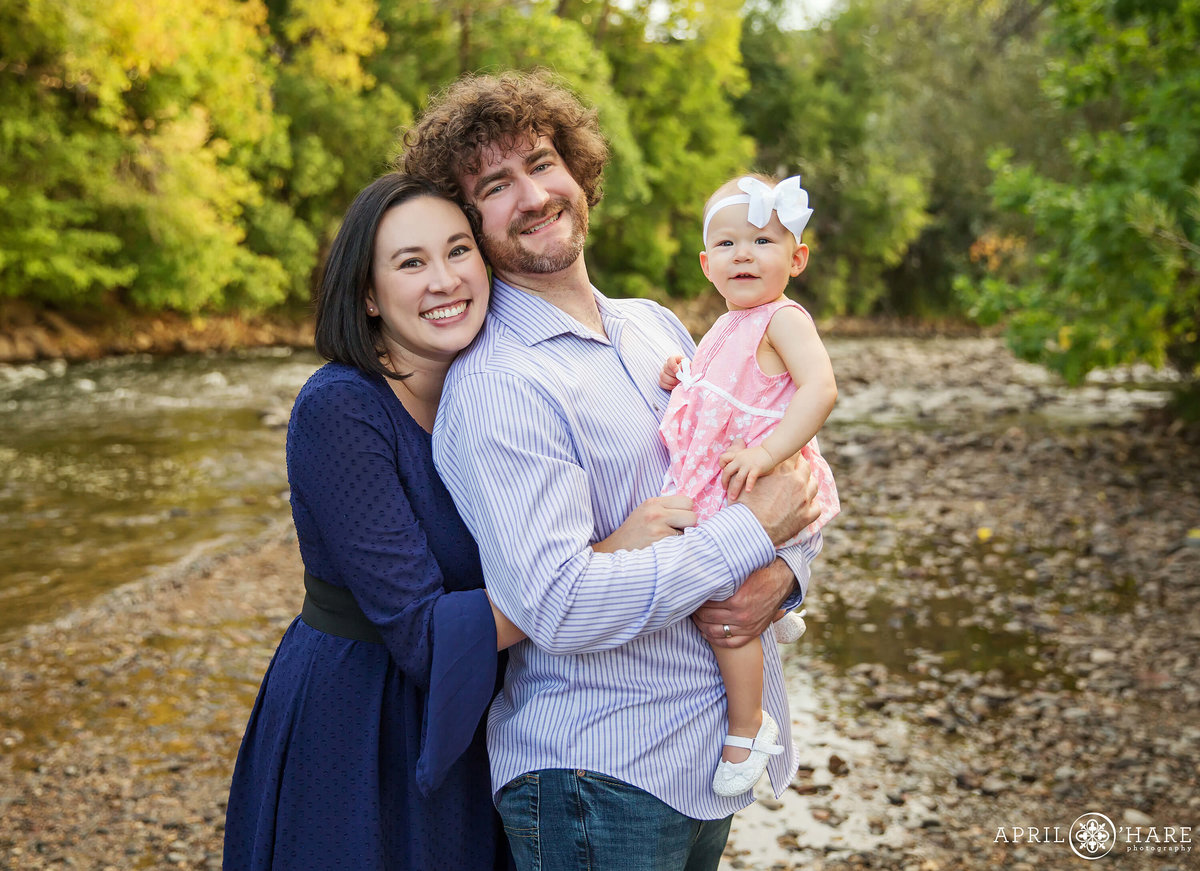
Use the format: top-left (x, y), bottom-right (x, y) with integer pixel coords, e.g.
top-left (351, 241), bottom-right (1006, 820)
top-left (724, 338), bottom-right (1200, 870)
top-left (1, 335), bottom-right (1197, 871)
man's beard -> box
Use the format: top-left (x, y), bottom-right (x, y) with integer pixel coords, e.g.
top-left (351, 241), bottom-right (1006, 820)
top-left (481, 193), bottom-right (589, 276)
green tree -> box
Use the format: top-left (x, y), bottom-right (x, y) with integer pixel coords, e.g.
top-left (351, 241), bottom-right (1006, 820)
top-left (381, 1), bottom-right (653, 297)
top-left (737, 0), bottom-right (932, 315)
top-left (586, 0), bottom-right (756, 299)
top-left (0, 0), bottom-right (139, 304)
top-left (961, 0), bottom-right (1200, 402)
top-left (0, 0), bottom-right (294, 312)
top-left (257, 0), bottom-right (411, 300)
top-left (868, 0), bottom-right (1067, 316)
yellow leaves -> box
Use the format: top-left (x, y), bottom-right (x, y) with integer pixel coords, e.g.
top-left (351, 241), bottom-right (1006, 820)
top-left (109, 106), bottom-right (267, 310)
top-left (102, 0), bottom-right (188, 72)
top-left (31, 0), bottom-right (273, 146)
top-left (281, 0), bottom-right (386, 91)
top-left (968, 232), bottom-right (1026, 274)
top-left (976, 527), bottom-right (993, 543)
top-left (1057, 324), bottom-right (1072, 351)
top-left (140, 108), bottom-right (257, 221)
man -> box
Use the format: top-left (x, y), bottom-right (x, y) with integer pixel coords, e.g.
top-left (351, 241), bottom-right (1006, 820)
top-left (404, 71), bottom-right (823, 870)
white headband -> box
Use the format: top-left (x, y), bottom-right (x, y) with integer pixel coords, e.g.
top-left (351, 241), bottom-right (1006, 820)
top-left (702, 176), bottom-right (813, 246)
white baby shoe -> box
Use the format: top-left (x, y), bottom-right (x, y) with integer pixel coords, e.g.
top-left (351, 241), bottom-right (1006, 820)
top-left (711, 711), bottom-right (784, 797)
top-left (772, 609), bottom-right (807, 644)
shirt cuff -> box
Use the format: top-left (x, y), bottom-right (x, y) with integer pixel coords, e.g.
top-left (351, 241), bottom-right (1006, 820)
top-left (777, 529), bottom-right (823, 608)
top-left (700, 503), bottom-right (777, 593)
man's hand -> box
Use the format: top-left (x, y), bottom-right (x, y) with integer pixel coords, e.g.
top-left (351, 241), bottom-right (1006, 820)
top-left (593, 494), bottom-right (696, 553)
top-left (734, 439), bottom-right (819, 545)
top-left (692, 558), bottom-right (795, 648)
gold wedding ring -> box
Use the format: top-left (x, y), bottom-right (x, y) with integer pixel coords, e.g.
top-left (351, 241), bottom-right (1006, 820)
top-left (723, 624), bottom-right (732, 638)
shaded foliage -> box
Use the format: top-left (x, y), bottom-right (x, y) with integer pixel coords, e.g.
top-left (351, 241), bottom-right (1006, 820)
top-left (960, 0), bottom-right (1200, 390)
top-left (738, 0), bottom-right (932, 315)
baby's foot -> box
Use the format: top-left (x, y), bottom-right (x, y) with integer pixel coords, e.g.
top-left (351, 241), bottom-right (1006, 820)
top-left (772, 609), bottom-right (807, 644)
top-left (712, 712), bottom-right (784, 797)
top-left (720, 710), bottom-right (762, 764)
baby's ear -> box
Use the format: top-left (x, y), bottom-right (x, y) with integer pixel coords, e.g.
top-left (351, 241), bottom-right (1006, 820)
top-left (791, 244), bottom-right (809, 277)
top-left (699, 250), bottom-right (712, 280)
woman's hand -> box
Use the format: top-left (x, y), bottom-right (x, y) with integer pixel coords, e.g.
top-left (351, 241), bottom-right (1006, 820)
top-left (593, 494), bottom-right (697, 553)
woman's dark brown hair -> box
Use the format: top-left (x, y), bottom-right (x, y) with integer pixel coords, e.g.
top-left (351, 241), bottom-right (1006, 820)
top-left (313, 172), bottom-right (452, 380)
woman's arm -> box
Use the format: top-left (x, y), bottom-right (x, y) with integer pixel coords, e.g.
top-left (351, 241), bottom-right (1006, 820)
top-left (591, 494), bottom-right (697, 553)
top-left (488, 593), bottom-right (526, 649)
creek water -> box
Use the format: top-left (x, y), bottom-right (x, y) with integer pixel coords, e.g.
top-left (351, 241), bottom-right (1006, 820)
top-left (0, 348), bottom-right (322, 642)
top-left (0, 339), bottom-right (1177, 677)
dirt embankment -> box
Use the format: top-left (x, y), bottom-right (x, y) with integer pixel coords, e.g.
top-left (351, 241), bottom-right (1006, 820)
top-left (0, 301), bottom-right (315, 363)
top-left (0, 297), bottom-right (985, 364)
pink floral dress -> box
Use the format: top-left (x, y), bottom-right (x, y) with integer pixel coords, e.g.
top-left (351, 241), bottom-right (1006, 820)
top-left (659, 298), bottom-right (839, 547)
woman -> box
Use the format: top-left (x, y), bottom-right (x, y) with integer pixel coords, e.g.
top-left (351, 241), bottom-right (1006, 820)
top-left (224, 173), bottom-right (521, 870)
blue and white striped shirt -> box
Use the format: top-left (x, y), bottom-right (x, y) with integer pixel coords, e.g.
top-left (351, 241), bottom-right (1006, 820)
top-left (432, 278), bottom-right (818, 819)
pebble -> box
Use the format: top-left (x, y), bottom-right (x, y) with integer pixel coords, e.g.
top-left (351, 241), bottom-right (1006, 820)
top-left (1123, 808), bottom-right (1155, 826)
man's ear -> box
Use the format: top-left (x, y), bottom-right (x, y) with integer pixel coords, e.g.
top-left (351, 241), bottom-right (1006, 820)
top-left (791, 244), bottom-right (809, 277)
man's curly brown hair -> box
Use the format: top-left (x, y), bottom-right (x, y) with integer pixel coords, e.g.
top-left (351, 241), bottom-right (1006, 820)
top-left (401, 70), bottom-right (608, 214)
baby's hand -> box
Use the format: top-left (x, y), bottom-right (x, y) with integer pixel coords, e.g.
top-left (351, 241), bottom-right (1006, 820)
top-left (719, 444), bottom-right (778, 502)
top-left (659, 354), bottom-right (684, 391)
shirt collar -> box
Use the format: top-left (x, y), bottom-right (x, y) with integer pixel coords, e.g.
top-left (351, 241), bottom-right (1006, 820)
top-left (489, 277), bottom-right (619, 346)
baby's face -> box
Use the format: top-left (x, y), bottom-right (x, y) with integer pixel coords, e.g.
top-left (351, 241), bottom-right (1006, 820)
top-left (700, 204), bottom-right (807, 311)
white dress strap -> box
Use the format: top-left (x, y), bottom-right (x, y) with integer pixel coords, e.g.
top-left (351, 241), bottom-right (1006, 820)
top-left (674, 357), bottom-right (786, 421)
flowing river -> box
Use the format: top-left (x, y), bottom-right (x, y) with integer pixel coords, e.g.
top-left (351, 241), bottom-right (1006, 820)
top-left (0, 349), bottom-right (322, 642)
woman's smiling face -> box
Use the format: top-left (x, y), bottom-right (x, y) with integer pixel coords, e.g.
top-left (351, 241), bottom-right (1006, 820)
top-left (367, 195), bottom-right (490, 369)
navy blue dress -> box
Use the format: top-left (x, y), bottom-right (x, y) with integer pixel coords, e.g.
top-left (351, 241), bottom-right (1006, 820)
top-left (224, 363), bottom-right (509, 870)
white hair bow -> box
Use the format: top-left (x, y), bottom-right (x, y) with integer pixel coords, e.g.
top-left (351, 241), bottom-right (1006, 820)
top-left (702, 176), bottom-right (813, 246)
top-left (739, 176), bottom-right (812, 240)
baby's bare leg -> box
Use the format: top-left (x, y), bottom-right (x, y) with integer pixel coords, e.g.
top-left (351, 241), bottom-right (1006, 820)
top-left (712, 641), bottom-right (764, 763)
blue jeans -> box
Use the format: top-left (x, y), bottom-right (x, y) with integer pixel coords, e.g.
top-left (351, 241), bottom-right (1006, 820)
top-left (496, 768), bottom-right (732, 871)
